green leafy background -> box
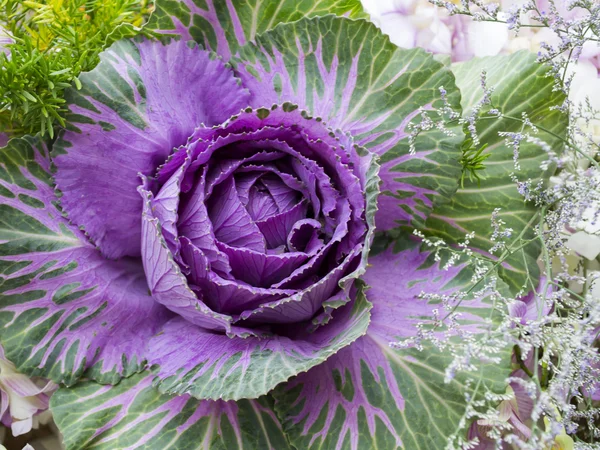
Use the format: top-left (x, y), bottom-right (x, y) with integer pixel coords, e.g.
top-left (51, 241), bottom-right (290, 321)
top-left (423, 52), bottom-right (566, 293)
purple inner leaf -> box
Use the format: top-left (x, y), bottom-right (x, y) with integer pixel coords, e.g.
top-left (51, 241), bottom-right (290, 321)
top-left (140, 107), bottom-right (373, 336)
top-left (217, 242), bottom-right (308, 288)
top-left (207, 176), bottom-right (267, 253)
top-left (287, 219), bottom-right (323, 254)
top-left (177, 166), bottom-right (232, 277)
top-left (256, 200), bottom-right (309, 249)
top-left (262, 175), bottom-right (301, 213)
top-left (246, 182), bottom-right (280, 222)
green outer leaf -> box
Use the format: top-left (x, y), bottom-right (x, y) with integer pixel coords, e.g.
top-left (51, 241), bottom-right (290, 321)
top-left (51, 372), bottom-right (292, 450)
top-left (104, 23), bottom-right (146, 49)
top-left (272, 244), bottom-right (512, 450)
top-left (0, 136), bottom-right (76, 253)
top-left (423, 51), bottom-right (567, 292)
top-left (146, 278), bottom-right (373, 402)
top-left (146, 0), bottom-right (367, 59)
top-left (275, 344), bottom-right (511, 450)
top-left (233, 15), bottom-right (463, 233)
top-left (0, 136), bottom-right (167, 385)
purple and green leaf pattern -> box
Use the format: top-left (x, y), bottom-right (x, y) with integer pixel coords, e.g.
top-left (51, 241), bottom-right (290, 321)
top-left (53, 38), bottom-right (251, 259)
top-left (51, 372), bottom-right (292, 450)
top-left (147, 0), bottom-right (367, 60)
top-left (232, 15), bottom-right (463, 234)
top-left (135, 103), bottom-right (380, 401)
top-left (0, 136), bottom-right (169, 386)
top-left (146, 287), bottom-right (371, 401)
top-left (423, 52), bottom-right (567, 292)
top-left (272, 243), bottom-right (510, 450)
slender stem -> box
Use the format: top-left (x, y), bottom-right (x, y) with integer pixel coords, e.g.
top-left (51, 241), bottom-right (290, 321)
top-left (514, 344), bottom-right (534, 377)
top-left (501, 113), bottom-right (599, 167)
top-left (439, 213), bottom-right (541, 323)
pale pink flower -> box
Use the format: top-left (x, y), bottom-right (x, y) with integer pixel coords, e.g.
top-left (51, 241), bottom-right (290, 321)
top-left (0, 25), bottom-right (12, 57)
top-left (467, 371), bottom-right (535, 449)
top-left (0, 347), bottom-right (57, 437)
top-left (361, 0), bottom-right (509, 61)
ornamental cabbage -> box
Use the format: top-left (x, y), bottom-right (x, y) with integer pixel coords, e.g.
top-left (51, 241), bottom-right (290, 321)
top-left (0, 1), bottom-right (563, 449)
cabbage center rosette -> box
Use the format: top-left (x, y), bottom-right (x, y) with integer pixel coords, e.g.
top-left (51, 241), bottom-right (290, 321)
top-left (139, 106), bottom-right (373, 331)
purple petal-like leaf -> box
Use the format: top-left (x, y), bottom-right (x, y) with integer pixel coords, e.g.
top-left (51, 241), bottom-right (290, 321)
top-left (246, 184), bottom-right (279, 222)
top-left (54, 38), bottom-right (250, 258)
top-left (256, 200), bottom-right (308, 250)
top-left (140, 185), bottom-right (252, 336)
top-left (262, 175), bottom-right (301, 213)
top-left (179, 237), bottom-right (286, 316)
top-left (234, 16), bottom-right (463, 230)
top-left (272, 245), bottom-right (511, 450)
top-left (208, 176), bottom-right (267, 252)
top-left (235, 247), bottom-right (362, 325)
top-left (151, 152), bottom-right (194, 256)
top-left (178, 166), bottom-right (232, 276)
top-left (0, 137), bottom-right (169, 385)
top-left (205, 150), bottom-right (285, 197)
top-left (217, 242), bottom-right (308, 288)
top-left (273, 200), bottom-right (352, 291)
top-left (287, 219), bottom-right (324, 254)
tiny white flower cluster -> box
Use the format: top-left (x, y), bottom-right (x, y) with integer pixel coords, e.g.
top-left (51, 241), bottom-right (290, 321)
top-left (490, 208), bottom-right (514, 254)
top-left (375, 0), bottom-right (600, 445)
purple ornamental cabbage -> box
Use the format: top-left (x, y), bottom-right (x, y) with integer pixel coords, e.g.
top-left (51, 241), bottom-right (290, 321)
top-left (0, 1), bottom-right (552, 449)
top-left (137, 105), bottom-right (374, 334)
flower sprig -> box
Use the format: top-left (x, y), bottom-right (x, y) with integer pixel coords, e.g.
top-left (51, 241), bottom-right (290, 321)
top-left (403, 3), bottom-right (600, 442)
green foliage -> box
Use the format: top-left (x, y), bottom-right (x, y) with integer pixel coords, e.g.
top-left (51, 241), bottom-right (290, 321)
top-left (423, 52), bottom-right (567, 293)
top-left (52, 372), bottom-right (293, 450)
top-left (0, 0), bottom-right (152, 138)
top-left (459, 132), bottom-right (491, 188)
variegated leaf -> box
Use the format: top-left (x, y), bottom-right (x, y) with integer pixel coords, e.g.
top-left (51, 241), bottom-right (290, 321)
top-left (51, 372), bottom-right (292, 450)
top-left (147, 0), bottom-right (367, 59)
top-left (0, 136), bottom-right (168, 385)
top-left (423, 52), bottom-right (567, 292)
